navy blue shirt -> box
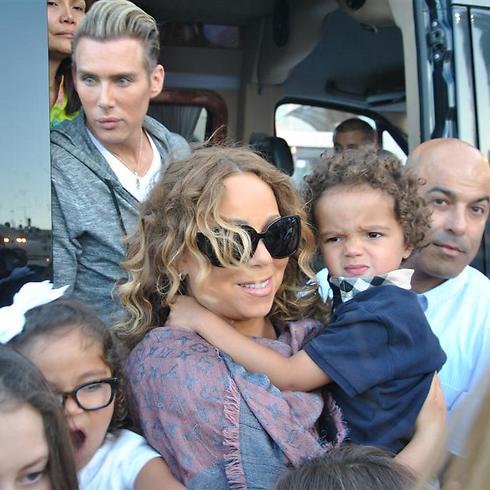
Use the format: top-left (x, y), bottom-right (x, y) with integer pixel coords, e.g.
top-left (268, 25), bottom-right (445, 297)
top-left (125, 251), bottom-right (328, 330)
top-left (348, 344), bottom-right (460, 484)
top-left (304, 285), bottom-right (446, 453)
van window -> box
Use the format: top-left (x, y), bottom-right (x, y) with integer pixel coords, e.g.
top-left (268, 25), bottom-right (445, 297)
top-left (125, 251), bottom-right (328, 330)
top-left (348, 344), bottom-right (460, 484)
top-left (148, 104), bottom-right (209, 143)
top-left (471, 7), bottom-right (490, 158)
top-left (470, 6), bottom-right (490, 274)
top-left (275, 103), bottom-right (405, 185)
top-left (149, 89), bottom-right (228, 144)
top-left (161, 22), bottom-right (241, 49)
top-left (0, 0), bottom-right (51, 305)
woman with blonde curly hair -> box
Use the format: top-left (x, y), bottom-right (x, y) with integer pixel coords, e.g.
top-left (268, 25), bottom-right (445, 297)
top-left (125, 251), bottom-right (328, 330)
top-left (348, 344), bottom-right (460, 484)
top-left (117, 147), bottom-right (445, 488)
top-left (162, 148), bottom-right (448, 480)
top-left (116, 146), bottom-right (346, 488)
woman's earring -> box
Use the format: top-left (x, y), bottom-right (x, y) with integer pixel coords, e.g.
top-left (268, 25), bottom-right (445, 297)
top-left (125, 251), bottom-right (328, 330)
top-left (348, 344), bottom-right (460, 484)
top-left (178, 272), bottom-right (185, 281)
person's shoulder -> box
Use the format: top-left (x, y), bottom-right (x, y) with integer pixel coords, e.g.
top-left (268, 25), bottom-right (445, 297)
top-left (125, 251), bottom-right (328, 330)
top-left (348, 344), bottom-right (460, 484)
top-left (144, 116), bottom-right (191, 159)
top-left (466, 266), bottom-right (490, 290)
top-left (440, 266), bottom-right (490, 306)
top-left (356, 284), bottom-right (417, 309)
top-left (126, 327), bottom-right (227, 395)
top-left (343, 286), bottom-right (424, 328)
top-left (85, 430), bottom-right (159, 487)
top-left (109, 429), bottom-right (156, 454)
top-left (128, 326), bottom-right (220, 363)
top-left (50, 114), bottom-right (90, 166)
top-left (138, 325), bottom-right (205, 343)
top-left (50, 112), bottom-right (84, 142)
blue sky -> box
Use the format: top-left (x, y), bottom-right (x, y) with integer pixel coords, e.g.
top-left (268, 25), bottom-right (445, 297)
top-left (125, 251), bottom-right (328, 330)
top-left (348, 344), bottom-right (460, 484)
top-left (0, 0), bottom-right (51, 230)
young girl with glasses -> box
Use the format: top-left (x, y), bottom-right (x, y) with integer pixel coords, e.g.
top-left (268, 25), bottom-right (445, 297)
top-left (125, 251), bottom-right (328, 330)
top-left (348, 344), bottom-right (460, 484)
top-left (5, 291), bottom-right (184, 489)
top-left (0, 344), bottom-right (79, 490)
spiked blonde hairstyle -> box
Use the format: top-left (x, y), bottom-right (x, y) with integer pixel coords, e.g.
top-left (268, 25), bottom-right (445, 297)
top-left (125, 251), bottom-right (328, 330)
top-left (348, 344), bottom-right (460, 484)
top-left (116, 147), bottom-right (325, 349)
top-left (72, 0), bottom-right (160, 74)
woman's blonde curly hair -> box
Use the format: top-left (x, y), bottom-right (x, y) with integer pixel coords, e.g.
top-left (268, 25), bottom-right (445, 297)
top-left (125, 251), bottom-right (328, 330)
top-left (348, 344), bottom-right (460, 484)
top-left (116, 146), bottom-right (325, 349)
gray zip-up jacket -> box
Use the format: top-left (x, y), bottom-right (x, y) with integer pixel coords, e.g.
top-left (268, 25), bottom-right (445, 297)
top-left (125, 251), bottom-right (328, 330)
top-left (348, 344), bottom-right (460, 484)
top-left (51, 113), bottom-right (191, 326)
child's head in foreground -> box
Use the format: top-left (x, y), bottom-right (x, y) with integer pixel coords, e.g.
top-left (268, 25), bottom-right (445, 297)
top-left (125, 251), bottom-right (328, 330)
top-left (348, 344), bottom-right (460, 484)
top-left (303, 149), bottom-right (430, 278)
top-left (0, 345), bottom-right (79, 490)
top-left (9, 299), bottom-right (127, 471)
top-left (274, 444), bottom-right (416, 490)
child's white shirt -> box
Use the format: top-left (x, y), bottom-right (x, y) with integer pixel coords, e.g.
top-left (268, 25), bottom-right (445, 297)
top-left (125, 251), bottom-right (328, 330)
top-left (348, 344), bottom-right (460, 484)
top-left (78, 429), bottom-right (160, 490)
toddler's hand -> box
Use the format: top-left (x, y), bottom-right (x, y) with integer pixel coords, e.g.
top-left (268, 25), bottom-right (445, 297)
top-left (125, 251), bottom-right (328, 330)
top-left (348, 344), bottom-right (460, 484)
top-left (167, 295), bottom-right (214, 333)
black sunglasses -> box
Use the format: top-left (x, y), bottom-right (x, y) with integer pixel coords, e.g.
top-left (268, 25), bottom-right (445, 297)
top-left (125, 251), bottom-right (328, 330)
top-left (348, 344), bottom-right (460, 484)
top-left (196, 215), bottom-right (301, 267)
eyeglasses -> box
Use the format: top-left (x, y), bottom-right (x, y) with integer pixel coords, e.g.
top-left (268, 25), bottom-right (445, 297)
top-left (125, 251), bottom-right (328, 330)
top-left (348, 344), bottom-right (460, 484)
top-left (57, 377), bottom-right (118, 411)
top-left (196, 215), bottom-right (301, 267)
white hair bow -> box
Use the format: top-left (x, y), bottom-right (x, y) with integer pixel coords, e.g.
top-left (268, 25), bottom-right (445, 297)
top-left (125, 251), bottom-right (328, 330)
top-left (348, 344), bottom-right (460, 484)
top-left (0, 281), bottom-right (69, 344)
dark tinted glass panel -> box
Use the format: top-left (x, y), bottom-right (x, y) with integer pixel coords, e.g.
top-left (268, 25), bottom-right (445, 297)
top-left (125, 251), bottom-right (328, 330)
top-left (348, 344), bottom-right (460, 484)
top-left (0, 1), bottom-right (51, 305)
top-left (148, 103), bottom-right (209, 143)
top-left (161, 23), bottom-right (241, 49)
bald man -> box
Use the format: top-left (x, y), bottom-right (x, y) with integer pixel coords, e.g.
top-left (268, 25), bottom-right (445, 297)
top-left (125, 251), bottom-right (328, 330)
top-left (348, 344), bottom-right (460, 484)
top-left (406, 138), bottom-right (490, 455)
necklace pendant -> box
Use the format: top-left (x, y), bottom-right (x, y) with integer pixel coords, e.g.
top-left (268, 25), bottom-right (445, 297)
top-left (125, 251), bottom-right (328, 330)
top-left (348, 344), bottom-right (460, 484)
top-left (136, 176), bottom-right (140, 190)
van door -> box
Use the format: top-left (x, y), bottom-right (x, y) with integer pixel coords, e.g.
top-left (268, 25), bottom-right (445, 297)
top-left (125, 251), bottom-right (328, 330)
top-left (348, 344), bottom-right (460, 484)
top-left (0, 1), bottom-right (52, 306)
top-left (414, 0), bottom-right (490, 275)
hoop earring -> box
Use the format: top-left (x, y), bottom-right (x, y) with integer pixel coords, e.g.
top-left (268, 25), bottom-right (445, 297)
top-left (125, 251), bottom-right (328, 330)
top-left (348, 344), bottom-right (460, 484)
top-left (178, 272), bottom-right (185, 281)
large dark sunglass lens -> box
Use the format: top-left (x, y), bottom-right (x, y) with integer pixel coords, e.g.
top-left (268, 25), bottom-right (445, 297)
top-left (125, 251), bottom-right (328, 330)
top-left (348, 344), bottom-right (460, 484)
top-left (196, 229), bottom-right (254, 267)
top-left (196, 233), bottom-right (222, 267)
top-left (263, 215), bottom-right (301, 258)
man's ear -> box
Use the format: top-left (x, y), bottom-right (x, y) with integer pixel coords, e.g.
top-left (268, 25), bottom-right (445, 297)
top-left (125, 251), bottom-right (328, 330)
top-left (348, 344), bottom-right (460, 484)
top-left (150, 64), bottom-right (165, 98)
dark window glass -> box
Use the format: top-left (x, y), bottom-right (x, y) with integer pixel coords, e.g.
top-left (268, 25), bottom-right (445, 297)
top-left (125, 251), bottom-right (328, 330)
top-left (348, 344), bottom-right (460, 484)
top-left (161, 23), bottom-right (241, 49)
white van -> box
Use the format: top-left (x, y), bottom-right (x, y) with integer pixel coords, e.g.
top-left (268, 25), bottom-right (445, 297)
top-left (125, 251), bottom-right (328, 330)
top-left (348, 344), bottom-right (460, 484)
top-left (0, 0), bottom-right (489, 302)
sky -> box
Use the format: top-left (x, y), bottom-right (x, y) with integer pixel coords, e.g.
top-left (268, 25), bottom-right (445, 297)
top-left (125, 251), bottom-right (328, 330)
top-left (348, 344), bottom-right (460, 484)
top-left (0, 0), bottom-right (51, 230)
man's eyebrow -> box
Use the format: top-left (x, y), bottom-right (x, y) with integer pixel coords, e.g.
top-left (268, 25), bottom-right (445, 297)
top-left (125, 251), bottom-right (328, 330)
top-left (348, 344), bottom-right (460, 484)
top-left (76, 69), bottom-right (100, 79)
top-left (112, 72), bottom-right (137, 77)
top-left (473, 196), bottom-right (490, 204)
top-left (427, 186), bottom-right (455, 198)
top-left (76, 70), bottom-right (138, 78)
top-left (103, 70), bottom-right (139, 79)
top-left (428, 186), bottom-right (489, 204)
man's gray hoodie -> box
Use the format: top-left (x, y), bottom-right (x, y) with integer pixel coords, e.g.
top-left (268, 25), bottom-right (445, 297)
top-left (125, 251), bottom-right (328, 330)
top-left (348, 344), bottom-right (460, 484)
top-left (51, 113), bottom-right (191, 326)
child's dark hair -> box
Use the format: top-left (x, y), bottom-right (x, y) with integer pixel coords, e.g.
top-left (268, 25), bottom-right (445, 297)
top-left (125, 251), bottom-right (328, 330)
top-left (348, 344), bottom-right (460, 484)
top-left (303, 149), bottom-right (431, 251)
top-left (9, 299), bottom-right (127, 431)
top-left (274, 444), bottom-right (416, 490)
top-left (0, 345), bottom-right (79, 490)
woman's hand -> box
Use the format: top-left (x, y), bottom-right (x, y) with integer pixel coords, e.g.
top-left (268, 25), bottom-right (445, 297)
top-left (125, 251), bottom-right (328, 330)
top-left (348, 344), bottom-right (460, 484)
top-left (395, 373), bottom-right (447, 479)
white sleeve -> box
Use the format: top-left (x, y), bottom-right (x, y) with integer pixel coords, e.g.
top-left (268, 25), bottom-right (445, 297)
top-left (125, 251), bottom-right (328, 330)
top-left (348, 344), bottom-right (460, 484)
top-left (114, 430), bottom-right (161, 488)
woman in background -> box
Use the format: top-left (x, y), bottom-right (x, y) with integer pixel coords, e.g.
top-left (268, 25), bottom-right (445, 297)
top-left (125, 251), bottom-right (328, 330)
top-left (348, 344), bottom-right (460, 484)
top-left (48, 0), bottom-right (87, 125)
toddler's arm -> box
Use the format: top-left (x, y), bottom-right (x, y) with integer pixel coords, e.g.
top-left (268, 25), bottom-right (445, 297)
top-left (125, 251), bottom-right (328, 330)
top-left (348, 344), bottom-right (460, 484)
top-left (168, 296), bottom-right (331, 391)
top-left (135, 458), bottom-right (186, 489)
